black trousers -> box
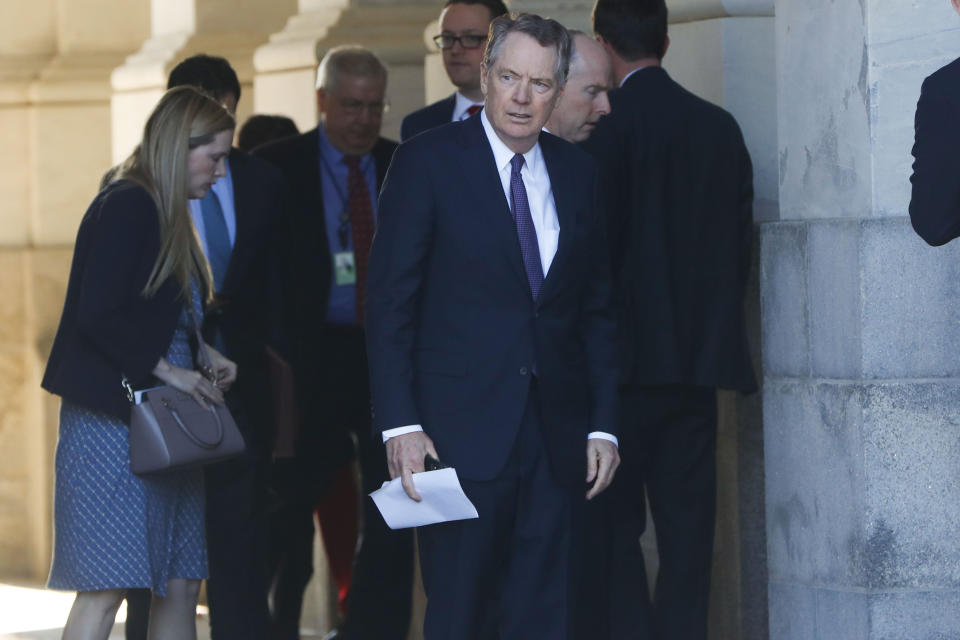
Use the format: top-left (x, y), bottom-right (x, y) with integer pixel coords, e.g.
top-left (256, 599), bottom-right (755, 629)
top-left (268, 325), bottom-right (413, 639)
top-left (418, 382), bottom-right (574, 640)
top-left (579, 384), bottom-right (717, 640)
top-left (204, 396), bottom-right (273, 640)
top-left (124, 588), bottom-right (150, 640)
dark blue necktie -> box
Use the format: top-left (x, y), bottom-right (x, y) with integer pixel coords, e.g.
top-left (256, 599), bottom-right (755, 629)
top-left (509, 154), bottom-right (544, 301)
top-left (200, 189), bottom-right (231, 292)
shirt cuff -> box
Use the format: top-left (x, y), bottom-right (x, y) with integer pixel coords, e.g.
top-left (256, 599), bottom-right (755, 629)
top-left (382, 424), bottom-right (424, 443)
top-left (587, 431), bottom-right (619, 448)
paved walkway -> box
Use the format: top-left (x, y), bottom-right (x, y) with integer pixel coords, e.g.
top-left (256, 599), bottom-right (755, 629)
top-left (0, 583), bottom-right (215, 640)
top-left (0, 582), bottom-right (332, 639)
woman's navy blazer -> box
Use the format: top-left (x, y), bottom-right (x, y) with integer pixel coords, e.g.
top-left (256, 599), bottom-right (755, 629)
top-left (43, 182), bottom-right (185, 423)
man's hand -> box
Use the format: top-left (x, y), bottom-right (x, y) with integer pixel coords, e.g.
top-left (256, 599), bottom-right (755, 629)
top-left (385, 431), bottom-right (440, 502)
top-left (586, 438), bottom-right (620, 500)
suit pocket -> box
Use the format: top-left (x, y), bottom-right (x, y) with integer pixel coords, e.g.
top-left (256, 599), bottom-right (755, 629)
top-left (415, 349), bottom-right (467, 377)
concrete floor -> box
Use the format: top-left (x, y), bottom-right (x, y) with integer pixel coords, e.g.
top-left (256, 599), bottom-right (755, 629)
top-left (0, 583), bottom-right (211, 640)
top-left (0, 530), bottom-right (340, 640)
top-left (0, 583), bottom-right (327, 640)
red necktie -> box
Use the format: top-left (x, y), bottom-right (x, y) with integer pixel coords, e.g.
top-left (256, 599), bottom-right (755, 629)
top-left (344, 156), bottom-right (375, 324)
top-left (465, 104), bottom-right (482, 117)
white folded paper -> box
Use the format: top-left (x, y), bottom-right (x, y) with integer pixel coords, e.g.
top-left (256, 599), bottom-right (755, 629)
top-left (370, 467), bottom-right (479, 529)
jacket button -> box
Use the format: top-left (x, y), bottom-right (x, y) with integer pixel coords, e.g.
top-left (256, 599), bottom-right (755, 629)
top-left (519, 366), bottom-right (528, 376)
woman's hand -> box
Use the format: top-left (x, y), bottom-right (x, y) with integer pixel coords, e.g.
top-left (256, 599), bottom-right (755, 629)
top-left (204, 344), bottom-right (238, 392)
top-left (153, 357), bottom-right (224, 407)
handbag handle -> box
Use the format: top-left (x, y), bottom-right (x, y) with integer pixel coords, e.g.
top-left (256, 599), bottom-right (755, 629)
top-left (160, 395), bottom-right (225, 449)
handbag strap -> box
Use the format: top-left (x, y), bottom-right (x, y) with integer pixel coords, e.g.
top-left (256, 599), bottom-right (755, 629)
top-left (186, 288), bottom-right (216, 382)
top-left (121, 285), bottom-right (216, 400)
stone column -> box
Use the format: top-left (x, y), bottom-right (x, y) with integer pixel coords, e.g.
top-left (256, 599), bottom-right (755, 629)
top-left (111, 0), bottom-right (297, 163)
top-left (0, 0), bottom-right (150, 582)
top-left (764, 1), bottom-right (960, 637)
top-left (252, 0), bottom-right (439, 140)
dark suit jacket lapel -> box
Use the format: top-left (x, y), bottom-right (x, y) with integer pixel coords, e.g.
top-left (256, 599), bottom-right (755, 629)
top-left (373, 138), bottom-right (394, 190)
top-left (300, 128), bottom-right (324, 217)
top-left (443, 93), bottom-right (457, 122)
top-left (221, 150), bottom-right (248, 295)
top-left (293, 129), bottom-right (330, 269)
top-left (455, 117), bottom-right (528, 286)
top-left (538, 134), bottom-right (576, 306)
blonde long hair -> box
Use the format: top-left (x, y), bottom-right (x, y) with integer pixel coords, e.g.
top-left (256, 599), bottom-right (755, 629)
top-left (117, 86), bottom-right (235, 301)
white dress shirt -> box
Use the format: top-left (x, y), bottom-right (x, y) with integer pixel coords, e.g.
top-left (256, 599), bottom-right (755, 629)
top-left (452, 91), bottom-right (483, 122)
top-left (382, 111), bottom-right (617, 448)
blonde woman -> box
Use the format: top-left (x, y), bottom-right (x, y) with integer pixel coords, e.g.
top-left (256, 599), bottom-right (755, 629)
top-left (43, 86), bottom-right (238, 640)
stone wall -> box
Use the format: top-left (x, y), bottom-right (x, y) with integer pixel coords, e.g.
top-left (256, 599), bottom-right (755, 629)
top-left (0, 0), bottom-right (149, 582)
top-left (763, 1), bottom-right (960, 637)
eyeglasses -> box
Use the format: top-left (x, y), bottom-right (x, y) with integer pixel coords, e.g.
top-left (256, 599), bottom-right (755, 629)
top-left (432, 34), bottom-right (487, 50)
top-left (337, 97), bottom-right (390, 117)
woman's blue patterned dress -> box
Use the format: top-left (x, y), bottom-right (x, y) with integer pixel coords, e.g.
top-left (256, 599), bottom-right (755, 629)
top-left (48, 287), bottom-right (207, 596)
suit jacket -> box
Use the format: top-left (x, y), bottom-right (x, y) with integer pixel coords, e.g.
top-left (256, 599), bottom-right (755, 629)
top-left (366, 116), bottom-right (619, 488)
top-left (909, 56), bottom-right (960, 246)
top-left (43, 182), bottom-right (183, 422)
top-left (400, 94), bottom-right (456, 141)
top-left (204, 149), bottom-right (289, 436)
top-left (254, 128), bottom-right (397, 427)
top-left (583, 67), bottom-right (757, 393)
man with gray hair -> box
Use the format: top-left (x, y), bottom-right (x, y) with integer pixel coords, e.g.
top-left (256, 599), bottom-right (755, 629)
top-left (256, 45), bottom-right (413, 640)
top-left (366, 13), bottom-right (620, 638)
top-left (545, 31), bottom-right (614, 143)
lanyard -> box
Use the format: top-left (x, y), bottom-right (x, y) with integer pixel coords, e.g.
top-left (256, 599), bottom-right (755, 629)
top-left (319, 150), bottom-right (353, 250)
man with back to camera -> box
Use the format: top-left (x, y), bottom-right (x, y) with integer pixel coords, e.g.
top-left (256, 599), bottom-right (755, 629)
top-left (255, 45), bottom-right (412, 640)
top-left (366, 13), bottom-right (620, 639)
top-left (400, 0), bottom-right (508, 140)
top-left (582, 0), bottom-right (757, 638)
top-left (544, 30), bottom-right (614, 143)
top-left (909, 0), bottom-right (960, 245)
top-left (165, 54), bottom-right (288, 640)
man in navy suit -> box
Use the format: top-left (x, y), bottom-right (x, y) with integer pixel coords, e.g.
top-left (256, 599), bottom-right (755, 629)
top-left (909, 0), bottom-right (960, 245)
top-left (581, 1), bottom-right (757, 637)
top-left (400, 0), bottom-right (507, 141)
top-left (367, 13), bottom-right (620, 639)
top-left (256, 46), bottom-right (413, 639)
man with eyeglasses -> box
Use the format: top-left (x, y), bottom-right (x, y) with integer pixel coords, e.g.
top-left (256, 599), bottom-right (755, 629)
top-left (255, 45), bottom-right (413, 640)
top-left (400, 0), bottom-right (508, 141)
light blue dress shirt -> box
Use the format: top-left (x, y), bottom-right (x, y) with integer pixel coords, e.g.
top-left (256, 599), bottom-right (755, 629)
top-left (317, 125), bottom-right (379, 325)
top-left (189, 161), bottom-right (237, 255)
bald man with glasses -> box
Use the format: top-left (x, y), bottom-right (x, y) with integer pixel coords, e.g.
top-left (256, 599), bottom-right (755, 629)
top-left (400, 0), bottom-right (508, 141)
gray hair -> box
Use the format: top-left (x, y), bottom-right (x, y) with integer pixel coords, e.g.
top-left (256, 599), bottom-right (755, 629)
top-left (483, 13), bottom-right (572, 88)
top-left (315, 45), bottom-right (387, 93)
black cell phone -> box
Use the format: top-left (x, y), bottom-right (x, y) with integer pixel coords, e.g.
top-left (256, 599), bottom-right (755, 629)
top-left (424, 454), bottom-right (445, 471)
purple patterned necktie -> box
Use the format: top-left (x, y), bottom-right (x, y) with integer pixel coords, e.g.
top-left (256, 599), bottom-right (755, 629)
top-left (509, 153), bottom-right (544, 300)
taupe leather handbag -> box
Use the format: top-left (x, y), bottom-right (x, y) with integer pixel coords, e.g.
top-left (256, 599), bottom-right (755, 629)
top-left (124, 297), bottom-right (245, 476)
